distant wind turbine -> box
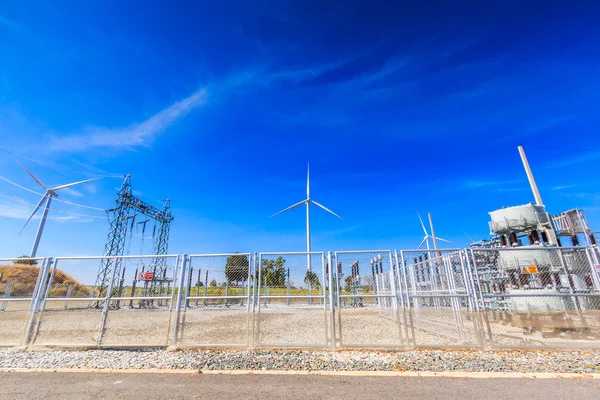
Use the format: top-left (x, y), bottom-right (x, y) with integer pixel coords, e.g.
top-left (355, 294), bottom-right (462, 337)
top-left (17, 162), bottom-right (99, 257)
top-left (417, 212), bottom-right (451, 250)
top-left (272, 163), bottom-right (343, 270)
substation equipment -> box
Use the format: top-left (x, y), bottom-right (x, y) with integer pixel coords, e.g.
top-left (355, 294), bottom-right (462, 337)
top-left (94, 175), bottom-right (174, 307)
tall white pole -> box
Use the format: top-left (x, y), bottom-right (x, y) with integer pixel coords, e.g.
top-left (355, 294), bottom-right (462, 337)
top-left (306, 200), bottom-right (311, 272)
top-left (30, 195), bottom-right (51, 257)
top-left (518, 146), bottom-right (544, 206)
top-left (517, 145), bottom-right (557, 245)
top-left (428, 213), bottom-right (438, 251)
top-left (306, 163), bottom-right (311, 272)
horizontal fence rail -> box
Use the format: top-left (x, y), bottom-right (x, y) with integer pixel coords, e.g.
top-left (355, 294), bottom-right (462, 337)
top-left (1, 246), bottom-right (599, 350)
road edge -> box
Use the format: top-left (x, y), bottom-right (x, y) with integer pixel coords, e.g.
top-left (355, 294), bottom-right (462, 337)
top-left (1, 368), bottom-right (600, 379)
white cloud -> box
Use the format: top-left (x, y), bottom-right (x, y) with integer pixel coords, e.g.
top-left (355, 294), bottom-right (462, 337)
top-left (553, 184), bottom-right (576, 191)
top-left (549, 150), bottom-right (600, 168)
top-left (48, 88), bottom-right (208, 152)
top-left (461, 179), bottom-right (522, 188)
top-left (0, 194), bottom-right (99, 224)
top-left (58, 187), bottom-right (83, 198)
top-left (0, 198), bottom-right (32, 220)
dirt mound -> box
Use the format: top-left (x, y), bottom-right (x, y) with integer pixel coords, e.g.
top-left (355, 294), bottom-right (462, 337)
top-left (0, 264), bottom-right (91, 297)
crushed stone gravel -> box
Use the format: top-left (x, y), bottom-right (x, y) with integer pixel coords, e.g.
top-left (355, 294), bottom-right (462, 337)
top-left (0, 349), bottom-right (599, 373)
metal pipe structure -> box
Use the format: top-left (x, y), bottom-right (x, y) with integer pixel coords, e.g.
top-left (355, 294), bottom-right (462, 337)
top-left (517, 145), bottom-right (557, 245)
top-left (518, 146), bottom-right (544, 206)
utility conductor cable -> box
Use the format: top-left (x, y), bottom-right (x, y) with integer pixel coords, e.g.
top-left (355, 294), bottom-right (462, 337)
top-left (0, 193), bottom-right (106, 219)
top-left (0, 175), bottom-right (106, 211)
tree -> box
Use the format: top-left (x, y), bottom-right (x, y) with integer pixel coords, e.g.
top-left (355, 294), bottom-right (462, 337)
top-left (261, 256), bottom-right (286, 286)
top-left (209, 279), bottom-right (217, 287)
top-left (304, 270), bottom-right (321, 289)
top-left (344, 276), bottom-right (353, 293)
top-left (225, 253), bottom-right (250, 285)
top-left (15, 256), bottom-right (37, 266)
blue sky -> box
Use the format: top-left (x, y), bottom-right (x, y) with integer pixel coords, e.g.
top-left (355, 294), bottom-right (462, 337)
top-left (1, 1), bottom-right (599, 257)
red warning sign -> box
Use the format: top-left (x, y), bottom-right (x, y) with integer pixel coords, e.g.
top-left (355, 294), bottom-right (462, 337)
top-left (139, 272), bottom-right (154, 280)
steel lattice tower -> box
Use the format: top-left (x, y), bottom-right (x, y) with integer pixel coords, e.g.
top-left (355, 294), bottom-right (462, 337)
top-left (95, 175), bottom-right (174, 297)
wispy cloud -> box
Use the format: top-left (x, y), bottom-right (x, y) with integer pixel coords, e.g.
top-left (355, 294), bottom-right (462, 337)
top-left (0, 194), bottom-right (100, 223)
top-left (0, 15), bottom-right (21, 32)
top-left (548, 150), bottom-right (600, 168)
top-left (48, 88), bottom-right (208, 152)
top-left (553, 184), bottom-right (576, 191)
top-left (461, 179), bottom-right (522, 188)
top-left (59, 187), bottom-right (83, 198)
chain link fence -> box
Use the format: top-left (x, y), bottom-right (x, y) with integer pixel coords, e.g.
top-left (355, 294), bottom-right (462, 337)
top-left (334, 251), bottom-right (402, 348)
top-left (175, 253), bottom-right (252, 347)
top-left (2, 247), bottom-right (600, 350)
top-left (29, 255), bottom-right (179, 347)
top-left (0, 257), bottom-right (47, 346)
top-left (469, 247), bottom-right (600, 349)
top-left (399, 249), bottom-right (482, 348)
top-left (255, 252), bottom-right (330, 348)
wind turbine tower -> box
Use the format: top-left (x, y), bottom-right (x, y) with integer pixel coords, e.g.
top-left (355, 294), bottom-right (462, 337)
top-left (417, 212), bottom-right (451, 250)
top-left (272, 164), bottom-right (343, 270)
top-left (18, 163), bottom-right (98, 257)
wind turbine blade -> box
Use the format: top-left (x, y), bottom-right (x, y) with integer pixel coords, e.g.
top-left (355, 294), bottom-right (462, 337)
top-left (271, 199), bottom-right (307, 217)
top-left (417, 212), bottom-right (428, 236)
top-left (18, 162), bottom-right (48, 190)
top-left (51, 177), bottom-right (99, 191)
top-left (436, 237), bottom-right (452, 243)
top-left (311, 200), bottom-right (343, 220)
top-left (417, 237), bottom-right (427, 249)
top-left (306, 162), bottom-right (310, 199)
top-left (463, 231), bottom-right (475, 243)
top-left (19, 194), bottom-right (48, 235)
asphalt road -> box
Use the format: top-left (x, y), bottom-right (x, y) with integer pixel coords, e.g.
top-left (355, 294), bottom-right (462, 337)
top-left (1, 372), bottom-right (599, 400)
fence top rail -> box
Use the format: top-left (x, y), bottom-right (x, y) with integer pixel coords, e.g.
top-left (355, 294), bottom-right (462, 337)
top-left (108, 296), bottom-right (172, 301)
top-left (469, 246), bottom-right (588, 252)
top-left (335, 250), bottom-right (392, 255)
top-left (398, 248), bottom-right (463, 254)
top-left (259, 295), bottom-right (326, 299)
top-left (0, 257), bottom-right (46, 262)
top-left (54, 254), bottom-right (179, 260)
top-left (482, 292), bottom-right (600, 297)
top-left (408, 293), bottom-right (472, 298)
top-left (338, 294), bottom-right (397, 298)
top-left (0, 297), bottom-right (36, 301)
top-left (188, 253), bottom-right (252, 257)
top-left (185, 295), bottom-right (248, 300)
top-left (259, 251), bottom-right (324, 256)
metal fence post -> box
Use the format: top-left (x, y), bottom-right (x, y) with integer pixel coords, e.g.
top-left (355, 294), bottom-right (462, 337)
top-left (584, 248), bottom-right (600, 291)
top-left (465, 249), bottom-right (493, 349)
top-left (171, 254), bottom-right (187, 347)
top-left (327, 251), bottom-right (336, 349)
top-left (399, 250), bottom-right (416, 348)
top-left (97, 257), bottom-right (119, 346)
top-left (22, 257), bottom-right (52, 346)
top-left (388, 251), bottom-right (403, 347)
top-left (28, 258), bottom-right (47, 312)
top-left (394, 250), bottom-right (410, 347)
top-left (253, 252), bottom-right (261, 347)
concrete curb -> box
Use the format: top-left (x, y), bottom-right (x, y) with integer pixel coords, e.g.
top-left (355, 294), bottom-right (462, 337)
top-left (1, 368), bottom-right (600, 379)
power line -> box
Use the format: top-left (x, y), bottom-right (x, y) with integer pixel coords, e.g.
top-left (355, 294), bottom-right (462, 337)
top-left (0, 175), bottom-right (107, 211)
top-left (0, 145), bottom-right (123, 179)
top-left (0, 193), bottom-right (106, 220)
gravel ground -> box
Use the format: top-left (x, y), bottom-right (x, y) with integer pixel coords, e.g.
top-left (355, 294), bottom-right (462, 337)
top-left (1, 349), bottom-right (599, 373)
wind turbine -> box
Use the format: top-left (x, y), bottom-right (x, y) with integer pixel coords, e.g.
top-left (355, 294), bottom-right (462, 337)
top-left (272, 163), bottom-right (343, 270)
top-left (417, 212), bottom-right (451, 250)
top-left (17, 162), bottom-right (99, 257)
